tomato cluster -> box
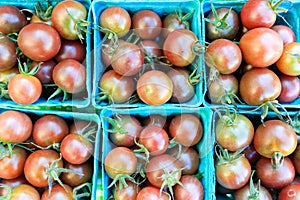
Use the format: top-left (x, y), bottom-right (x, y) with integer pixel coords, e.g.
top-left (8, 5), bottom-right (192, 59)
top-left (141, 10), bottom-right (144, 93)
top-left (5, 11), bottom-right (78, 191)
top-left (204, 0), bottom-right (300, 107)
top-left (0, 0), bottom-right (88, 105)
top-left (0, 110), bottom-right (97, 199)
top-left (96, 4), bottom-right (202, 106)
top-left (102, 109), bottom-right (208, 200)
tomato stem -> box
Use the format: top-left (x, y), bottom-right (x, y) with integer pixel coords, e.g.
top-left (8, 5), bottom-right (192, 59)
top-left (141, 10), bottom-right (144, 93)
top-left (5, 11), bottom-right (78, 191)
top-left (248, 170), bottom-right (261, 200)
top-left (204, 2), bottom-right (231, 30)
top-left (159, 167), bottom-right (183, 200)
top-left (291, 111), bottom-right (300, 135)
top-left (0, 183), bottom-right (12, 200)
top-left (107, 174), bottom-right (136, 190)
top-left (73, 182), bottom-right (92, 199)
top-left (102, 116), bottom-right (127, 134)
top-left (271, 152), bottom-right (284, 169)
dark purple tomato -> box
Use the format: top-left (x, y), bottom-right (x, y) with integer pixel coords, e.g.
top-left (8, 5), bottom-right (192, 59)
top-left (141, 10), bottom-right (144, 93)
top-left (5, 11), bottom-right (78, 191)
top-left (0, 175), bottom-right (28, 196)
top-left (272, 25), bottom-right (296, 45)
top-left (0, 35), bottom-right (17, 71)
top-left (174, 175), bottom-right (204, 200)
top-left (163, 13), bottom-right (188, 37)
top-left (278, 184), bottom-right (300, 200)
top-left (0, 6), bottom-right (27, 34)
top-left (243, 144), bottom-right (261, 164)
top-left (55, 40), bottom-right (86, 62)
top-left (278, 75), bottom-right (300, 103)
top-left (32, 60), bottom-right (56, 84)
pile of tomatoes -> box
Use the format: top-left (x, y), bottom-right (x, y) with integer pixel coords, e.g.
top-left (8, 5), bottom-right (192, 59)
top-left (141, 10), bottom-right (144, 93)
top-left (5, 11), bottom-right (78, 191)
top-left (96, 5), bottom-right (202, 106)
top-left (0, 109), bottom-right (96, 199)
top-left (204, 0), bottom-right (300, 107)
top-left (0, 0), bottom-right (88, 105)
top-left (102, 112), bottom-right (205, 199)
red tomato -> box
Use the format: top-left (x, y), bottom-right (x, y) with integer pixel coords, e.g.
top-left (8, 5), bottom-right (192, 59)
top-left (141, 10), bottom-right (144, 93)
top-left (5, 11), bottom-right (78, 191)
top-left (138, 40), bottom-right (162, 57)
top-left (272, 25), bottom-right (296, 45)
top-left (292, 145), bottom-right (300, 174)
top-left (55, 40), bottom-right (86, 62)
top-left (235, 183), bottom-right (272, 200)
top-left (32, 60), bottom-right (56, 84)
top-left (0, 6), bottom-right (27, 34)
top-left (174, 175), bottom-right (204, 200)
top-left (113, 181), bottom-right (140, 200)
top-left (278, 75), bottom-right (300, 103)
top-left (41, 184), bottom-right (73, 200)
top-left (239, 28), bottom-right (283, 67)
top-left (0, 175), bottom-right (28, 196)
top-left (278, 184), bottom-right (300, 200)
top-left (276, 42), bottom-right (300, 76)
top-left (0, 35), bottom-right (17, 71)
top-left (11, 184), bottom-right (40, 200)
top-left (163, 13), bottom-right (189, 37)
top-left (142, 114), bottom-right (168, 130)
top-left (136, 186), bottom-right (170, 200)
top-left (62, 161), bottom-right (92, 187)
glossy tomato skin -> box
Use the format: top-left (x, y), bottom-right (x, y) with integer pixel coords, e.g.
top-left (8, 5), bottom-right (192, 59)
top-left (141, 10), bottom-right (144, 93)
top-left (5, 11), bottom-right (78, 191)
top-left (18, 23), bottom-right (61, 61)
top-left (0, 6), bottom-right (26, 34)
top-left (62, 161), bottom-right (92, 187)
top-left (174, 175), bottom-right (204, 200)
top-left (239, 28), bottom-right (283, 67)
top-left (256, 157), bottom-right (295, 189)
top-left (278, 75), bottom-right (300, 103)
top-left (11, 184), bottom-right (40, 200)
top-left (174, 147), bottom-right (199, 175)
top-left (138, 40), bottom-right (162, 57)
top-left (0, 110), bottom-right (32, 143)
top-left (216, 155), bottom-right (251, 190)
top-left (52, 0), bottom-right (87, 40)
top-left (100, 70), bottom-right (135, 104)
top-left (32, 114), bottom-right (69, 147)
top-left (276, 42), bottom-right (300, 76)
top-left (32, 60), bottom-right (56, 84)
top-left (132, 10), bottom-right (162, 40)
top-left (113, 181), bottom-right (140, 200)
top-left (0, 35), bottom-right (17, 71)
top-left (55, 40), bottom-right (86, 62)
top-left (8, 74), bottom-right (42, 104)
top-left (206, 8), bottom-right (240, 41)
top-left (53, 59), bottom-right (86, 94)
top-left (41, 184), bottom-right (73, 200)
top-left (292, 145), bottom-right (300, 174)
top-left (24, 150), bottom-right (63, 187)
top-left (208, 74), bottom-right (238, 104)
top-left (205, 39), bottom-right (241, 74)
top-left (142, 114), bottom-right (168, 130)
top-left (163, 29), bottom-right (197, 67)
top-left (240, 0), bottom-right (276, 29)
top-left (146, 154), bottom-right (181, 188)
top-left (0, 147), bottom-right (27, 179)
top-left (216, 114), bottom-right (254, 152)
top-left (110, 115), bottom-right (142, 147)
top-left (239, 68), bottom-right (281, 105)
top-left (167, 68), bottom-right (195, 103)
top-left (254, 120), bottom-right (297, 158)
top-left (243, 145), bottom-right (261, 164)
top-left (104, 147), bottom-right (137, 179)
top-left (169, 114), bottom-right (203, 147)
top-left (278, 184), bottom-right (300, 200)
top-left (100, 6), bottom-right (131, 37)
top-left (136, 186), bottom-right (170, 200)
top-left (139, 125), bottom-right (169, 156)
top-left (137, 70), bottom-right (173, 105)
top-left (271, 25), bottom-right (296, 45)
top-left (0, 175), bottom-right (28, 196)
top-left (60, 133), bottom-right (93, 165)
top-left (111, 42), bottom-right (144, 76)
top-left (235, 183), bottom-right (272, 200)
top-left (163, 13), bottom-right (187, 37)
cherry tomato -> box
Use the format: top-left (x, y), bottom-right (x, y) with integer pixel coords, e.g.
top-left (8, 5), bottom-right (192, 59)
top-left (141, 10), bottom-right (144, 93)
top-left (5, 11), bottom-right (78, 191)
top-left (239, 28), bottom-right (283, 67)
top-left (0, 175), bottom-right (28, 196)
top-left (139, 125), bottom-right (169, 156)
top-left (136, 186), bottom-right (170, 200)
top-left (240, 0), bottom-right (276, 29)
top-left (216, 155), bottom-right (251, 190)
top-left (100, 70), bottom-right (135, 104)
top-left (111, 41), bottom-right (144, 76)
top-left (163, 29), bottom-right (197, 67)
top-left (243, 144), bottom-right (261, 164)
top-left (146, 154), bottom-right (181, 188)
top-left (69, 119), bottom-right (95, 134)
top-left (205, 39), bottom-right (241, 74)
top-left (137, 70), bottom-right (173, 105)
top-left (132, 10), bottom-right (162, 40)
top-left (62, 161), bottom-right (92, 187)
top-left (55, 40), bottom-right (86, 62)
top-left (0, 146), bottom-right (27, 179)
top-left (235, 183), bottom-right (272, 200)
top-left (271, 25), bottom-right (296, 45)
top-left (113, 181), bottom-right (140, 200)
top-left (216, 114), bottom-right (254, 152)
top-left (18, 23), bottom-right (61, 61)
top-left (32, 114), bottom-right (69, 147)
top-left (0, 6), bottom-right (26, 34)
top-left (0, 35), bottom-right (17, 71)
top-left (276, 42), bottom-right (300, 76)
top-left (138, 40), bottom-right (162, 57)
top-left (169, 114), bottom-right (203, 147)
top-left (205, 7), bottom-right (240, 41)
top-left (30, 15), bottom-right (52, 26)
top-left (53, 59), bottom-right (86, 94)
top-left (163, 13), bottom-right (188, 37)
top-left (60, 133), bottom-right (93, 165)
top-left (292, 145), bottom-right (300, 174)
top-left (32, 60), bottom-right (56, 84)
top-left (52, 0), bottom-right (87, 40)
top-left (239, 68), bottom-right (281, 105)
top-left (0, 110), bottom-right (32, 143)
top-left (24, 149), bottom-right (63, 187)
top-left (41, 184), bottom-right (73, 200)
top-left (104, 147), bottom-right (137, 179)
top-left (11, 184), bottom-right (40, 200)
top-left (278, 184), bottom-right (300, 200)
top-left (254, 120), bottom-right (297, 158)
top-left (110, 115), bottom-right (142, 147)
top-left (8, 74), bottom-right (42, 104)
top-left (174, 175), bottom-right (204, 200)
top-left (278, 75), bottom-right (300, 103)
top-left (256, 157), bottom-right (295, 189)
top-left (167, 68), bottom-right (195, 103)
top-left (142, 114), bottom-right (168, 130)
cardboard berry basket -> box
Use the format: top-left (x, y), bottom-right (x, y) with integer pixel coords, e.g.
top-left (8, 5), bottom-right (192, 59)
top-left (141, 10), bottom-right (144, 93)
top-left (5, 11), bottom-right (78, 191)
top-left (0, 0), bottom-right (92, 110)
top-left (100, 106), bottom-right (215, 200)
top-left (91, 0), bottom-right (204, 109)
top-left (201, 0), bottom-right (300, 109)
top-left (0, 107), bottom-right (101, 200)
